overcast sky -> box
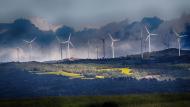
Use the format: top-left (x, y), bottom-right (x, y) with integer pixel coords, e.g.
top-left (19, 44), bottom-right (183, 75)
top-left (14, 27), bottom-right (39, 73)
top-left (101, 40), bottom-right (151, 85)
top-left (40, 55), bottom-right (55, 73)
top-left (0, 0), bottom-right (190, 30)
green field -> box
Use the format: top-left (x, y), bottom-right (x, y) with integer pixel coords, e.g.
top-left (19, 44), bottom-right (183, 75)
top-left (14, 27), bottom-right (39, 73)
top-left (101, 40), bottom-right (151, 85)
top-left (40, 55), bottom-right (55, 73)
top-left (0, 93), bottom-right (190, 107)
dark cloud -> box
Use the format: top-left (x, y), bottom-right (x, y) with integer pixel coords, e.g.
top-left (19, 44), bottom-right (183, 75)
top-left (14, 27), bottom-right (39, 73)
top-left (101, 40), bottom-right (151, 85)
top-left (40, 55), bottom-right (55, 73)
top-left (0, 0), bottom-right (190, 30)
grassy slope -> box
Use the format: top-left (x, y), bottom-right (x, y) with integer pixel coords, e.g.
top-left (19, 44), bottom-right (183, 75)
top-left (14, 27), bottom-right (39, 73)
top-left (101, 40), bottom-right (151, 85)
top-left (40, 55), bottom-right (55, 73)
top-left (0, 93), bottom-right (190, 107)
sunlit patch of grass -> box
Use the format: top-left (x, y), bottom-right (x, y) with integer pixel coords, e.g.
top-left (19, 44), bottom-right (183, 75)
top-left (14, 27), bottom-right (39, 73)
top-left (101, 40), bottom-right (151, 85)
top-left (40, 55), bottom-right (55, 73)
top-left (97, 67), bottom-right (133, 76)
top-left (95, 75), bottom-right (105, 79)
top-left (47, 71), bottom-right (84, 78)
top-left (47, 71), bottom-right (105, 79)
top-left (119, 68), bottom-right (133, 75)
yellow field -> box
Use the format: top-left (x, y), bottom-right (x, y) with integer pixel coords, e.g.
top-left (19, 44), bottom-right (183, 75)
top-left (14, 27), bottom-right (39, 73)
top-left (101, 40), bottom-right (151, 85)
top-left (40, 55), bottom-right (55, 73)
top-left (95, 75), bottom-right (105, 79)
top-left (47, 71), bottom-right (105, 79)
top-left (47, 71), bottom-right (83, 78)
top-left (119, 68), bottom-right (133, 75)
top-left (97, 67), bottom-right (133, 75)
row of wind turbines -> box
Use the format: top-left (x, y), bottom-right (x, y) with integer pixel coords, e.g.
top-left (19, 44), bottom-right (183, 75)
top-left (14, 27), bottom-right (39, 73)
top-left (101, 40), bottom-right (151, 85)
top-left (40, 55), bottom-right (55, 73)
top-left (21, 33), bottom-right (74, 61)
top-left (144, 26), bottom-right (188, 57)
top-left (106, 26), bottom-right (188, 59)
top-left (15, 26), bottom-right (188, 62)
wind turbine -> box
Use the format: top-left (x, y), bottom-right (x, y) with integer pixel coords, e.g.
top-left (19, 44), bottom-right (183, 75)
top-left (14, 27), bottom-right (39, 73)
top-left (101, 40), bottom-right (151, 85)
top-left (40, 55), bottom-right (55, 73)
top-left (108, 33), bottom-right (119, 58)
top-left (62, 33), bottom-right (74, 59)
top-left (23, 37), bottom-right (37, 61)
top-left (173, 29), bottom-right (189, 56)
top-left (145, 26), bottom-right (157, 53)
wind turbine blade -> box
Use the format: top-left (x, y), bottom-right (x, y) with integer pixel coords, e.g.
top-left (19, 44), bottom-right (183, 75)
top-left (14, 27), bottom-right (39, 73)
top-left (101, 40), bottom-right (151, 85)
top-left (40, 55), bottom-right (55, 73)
top-left (145, 35), bottom-right (150, 41)
top-left (68, 33), bottom-right (71, 41)
top-left (56, 35), bottom-right (60, 42)
top-left (151, 33), bottom-right (157, 36)
top-left (31, 37), bottom-right (37, 43)
top-left (173, 29), bottom-right (179, 37)
top-left (23, 40), bottom-right (30, 44)
top-left (145, 26), bottom-right (150, 34)
top-left (61, 41), bottom-right (68, 44)
top-left (180, 35), bottom-right (189, 38)
top-left (114, 39), bottom-right (120, 42)
top-left (69, 42), bottom-right (74, 47)
top-left (108, 33), bottom-right (113, 41)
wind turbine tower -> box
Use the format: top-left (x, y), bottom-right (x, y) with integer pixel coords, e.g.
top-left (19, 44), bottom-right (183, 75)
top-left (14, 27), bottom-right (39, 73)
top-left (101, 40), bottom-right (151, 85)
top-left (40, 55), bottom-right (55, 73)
top-left (96, 46), bottom-right (99, 59)
top-left (101, 38), bottom-right (106, 59)
top-left (87, 40), bottom-right (90, 59)
top-left (16, 47), bottom-right (21, 62)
